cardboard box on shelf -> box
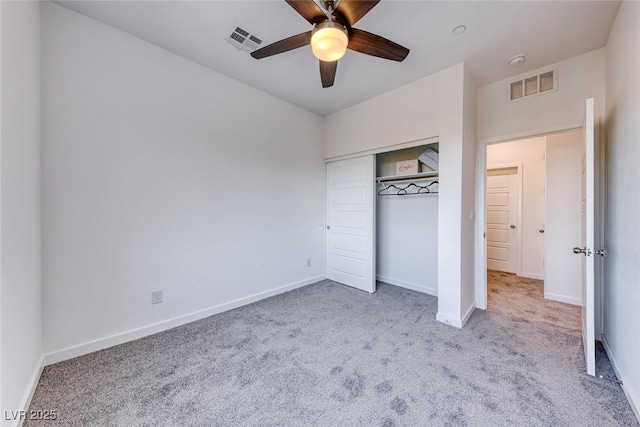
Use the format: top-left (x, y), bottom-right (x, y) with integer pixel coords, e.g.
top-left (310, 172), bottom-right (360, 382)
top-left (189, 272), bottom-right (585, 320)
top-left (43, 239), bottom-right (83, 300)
top-left (419, 148), bottom-right (439, 171)
top-left (396, 159), bottom-right (419, 175)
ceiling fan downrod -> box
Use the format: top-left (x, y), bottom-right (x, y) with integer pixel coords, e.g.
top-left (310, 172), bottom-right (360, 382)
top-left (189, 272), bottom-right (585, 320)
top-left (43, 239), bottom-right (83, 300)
top-left (322, 0), bottom-right (337, 20)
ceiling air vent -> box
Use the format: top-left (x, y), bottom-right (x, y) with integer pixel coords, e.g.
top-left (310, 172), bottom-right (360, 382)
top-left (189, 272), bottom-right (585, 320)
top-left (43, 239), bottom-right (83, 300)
top-left (226, 26), bottom-right (263, 53)
top-left (508, 68), bottom-right (557, 102)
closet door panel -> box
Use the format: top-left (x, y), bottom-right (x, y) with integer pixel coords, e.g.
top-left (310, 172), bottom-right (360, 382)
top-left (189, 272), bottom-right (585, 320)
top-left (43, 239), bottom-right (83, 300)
top-left (325, 156), bottom-right (375, 293)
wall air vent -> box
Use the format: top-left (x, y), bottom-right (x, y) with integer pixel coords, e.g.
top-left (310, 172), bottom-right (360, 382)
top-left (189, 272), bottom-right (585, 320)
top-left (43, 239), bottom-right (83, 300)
top-left (508, 68), bottom-right (557, 102)
top-left (226, 26), bottom-right (263, 53)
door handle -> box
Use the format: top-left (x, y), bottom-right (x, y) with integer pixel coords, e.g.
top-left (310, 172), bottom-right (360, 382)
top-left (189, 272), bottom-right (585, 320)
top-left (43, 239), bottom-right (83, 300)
top-left (573, 247), bottom-right (593, 256)
top-left (539, 229), bottom-right (545, 233)
top-left (327, 226), bottom-right (331, 230)
top-left (510, 225), bottom-right (516, 229)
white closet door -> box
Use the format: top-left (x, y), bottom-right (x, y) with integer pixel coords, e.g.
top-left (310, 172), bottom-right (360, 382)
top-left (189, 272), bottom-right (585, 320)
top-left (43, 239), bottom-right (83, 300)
top-left (577, 98), bottom-right (597, 376)
top-left (325, 156), bottom-right (375, 293)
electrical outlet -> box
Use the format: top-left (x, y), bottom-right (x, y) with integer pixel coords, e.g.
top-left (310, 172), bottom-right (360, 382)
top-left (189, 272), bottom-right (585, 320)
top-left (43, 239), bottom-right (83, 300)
top-left (151, 290), bottom-right (163, 304)
top-left (306, 258), bottom-right (312, 267)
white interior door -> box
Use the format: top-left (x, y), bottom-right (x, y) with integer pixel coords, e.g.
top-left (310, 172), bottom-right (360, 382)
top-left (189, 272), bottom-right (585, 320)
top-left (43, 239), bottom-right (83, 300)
top-left (326, 156), bottom-right (375, 293)
top-left (575, 98), bottom-right (597, 376)
top-left (486, 167), bottom-right (519, 273)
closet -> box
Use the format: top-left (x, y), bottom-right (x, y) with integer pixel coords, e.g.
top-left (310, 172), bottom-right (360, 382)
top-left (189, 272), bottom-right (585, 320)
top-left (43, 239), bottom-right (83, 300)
top-left (375, 143), bottom-right (439, 296)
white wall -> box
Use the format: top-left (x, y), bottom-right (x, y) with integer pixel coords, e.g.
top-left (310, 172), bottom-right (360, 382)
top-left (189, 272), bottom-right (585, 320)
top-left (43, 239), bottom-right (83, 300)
top-left (460, 66), bottom-right (477, 317)
top-left (324, 63), bottom-right (476, 327)
top-left (487, 137), bottom-right (545, 280)
top-left (545, 130), bottom-right (583, 306)
top-left (41, 3), bottom-right (325, 360)
top-left (0, 1), bottom-right (42, 423)
top-left (604, 0), bottom-right (640, 419)
top-left (478, 48), bottom-right (606, 142)
top-left (324, 64), bottom-right (462, 160)
top-left (376, 196), bottom-right (438, 295)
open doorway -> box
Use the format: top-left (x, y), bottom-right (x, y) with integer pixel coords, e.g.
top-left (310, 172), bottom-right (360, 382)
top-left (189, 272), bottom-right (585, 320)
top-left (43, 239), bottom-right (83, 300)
top-left (484, 130), bottom-right (585, 323)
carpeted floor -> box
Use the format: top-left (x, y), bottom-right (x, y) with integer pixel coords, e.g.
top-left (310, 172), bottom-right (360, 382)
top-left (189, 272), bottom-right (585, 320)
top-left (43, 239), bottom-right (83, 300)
top-left (25, 272), bottom-right (638, 426)
top-left (487, 270), bottom-right (582, 331)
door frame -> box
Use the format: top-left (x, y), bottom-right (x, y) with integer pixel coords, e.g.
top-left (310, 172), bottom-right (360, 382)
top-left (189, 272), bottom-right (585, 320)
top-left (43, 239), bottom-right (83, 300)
top-left (476, 120), bottom-right (605, 341)
top-left (475, 124), bottom-right (582, 311)
top-left (486, 162), bottom-right (523, 277)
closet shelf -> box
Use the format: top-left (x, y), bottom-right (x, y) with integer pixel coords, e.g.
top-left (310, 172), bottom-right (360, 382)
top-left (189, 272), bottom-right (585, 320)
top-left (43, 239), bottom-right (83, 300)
top-left (376, 171), bottom-right (438, 183)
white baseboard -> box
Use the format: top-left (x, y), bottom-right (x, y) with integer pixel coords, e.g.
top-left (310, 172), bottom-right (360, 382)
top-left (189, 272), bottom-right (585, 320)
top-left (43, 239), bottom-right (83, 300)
top-left (518, 272), bottom-right (544, 280)
top-left (436, 303), bottom-right (476, 329)
top-left (436, 312), bottom-right (460, 328)
top-left (42, 275), bottom-right (324, 366)
top-left (11, 356), bottom-right (45, 427)
top-left (461, 303), bottom-right (476, 327)
top-left (602, 334), bottom-right (640, 423)
top-left (544, 292), bottom-right (581, 306)
top-left (376, 275), bottom-right (437, 296)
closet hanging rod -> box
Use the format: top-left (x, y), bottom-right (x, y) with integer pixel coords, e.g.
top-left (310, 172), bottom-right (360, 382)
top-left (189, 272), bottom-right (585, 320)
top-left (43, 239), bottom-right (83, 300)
top-left (376, 171), bottom-right (438, 184)
top-left (377, 191), bottom-right (439, 196)
top-left (377, 181), bottom-right (439, 196)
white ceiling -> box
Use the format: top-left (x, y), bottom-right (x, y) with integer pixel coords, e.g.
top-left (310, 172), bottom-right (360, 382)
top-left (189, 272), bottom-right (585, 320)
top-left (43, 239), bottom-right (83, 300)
top-left (56, 1), bottom-right (621, 116)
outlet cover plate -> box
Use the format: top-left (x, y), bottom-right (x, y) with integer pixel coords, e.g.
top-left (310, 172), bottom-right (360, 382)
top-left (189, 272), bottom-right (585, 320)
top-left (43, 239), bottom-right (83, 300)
top-left (151, 290), bottom-right (163, 304)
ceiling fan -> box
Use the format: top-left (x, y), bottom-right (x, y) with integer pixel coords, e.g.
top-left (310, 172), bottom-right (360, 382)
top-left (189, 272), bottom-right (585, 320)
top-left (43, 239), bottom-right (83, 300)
top-left (251, 0), bottom-right (410, 88)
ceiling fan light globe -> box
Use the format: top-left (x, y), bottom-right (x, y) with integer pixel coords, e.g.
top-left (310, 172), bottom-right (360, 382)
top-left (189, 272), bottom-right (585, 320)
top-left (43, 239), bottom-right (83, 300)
top-left (311, 23), bottom-right (348, 62)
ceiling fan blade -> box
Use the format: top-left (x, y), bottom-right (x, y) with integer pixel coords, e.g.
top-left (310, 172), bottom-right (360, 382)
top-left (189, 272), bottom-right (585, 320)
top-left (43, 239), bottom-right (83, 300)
top-left (320, 60), bottom-right (337, 88)
top-left (285, 0), bottom-right (328, 25)
top-left (335, 0), bottom-right (380, 26)
top-left (251, 31), bottom-right (312, 59)
top-left (347, 28), bottom-right (409, 62)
